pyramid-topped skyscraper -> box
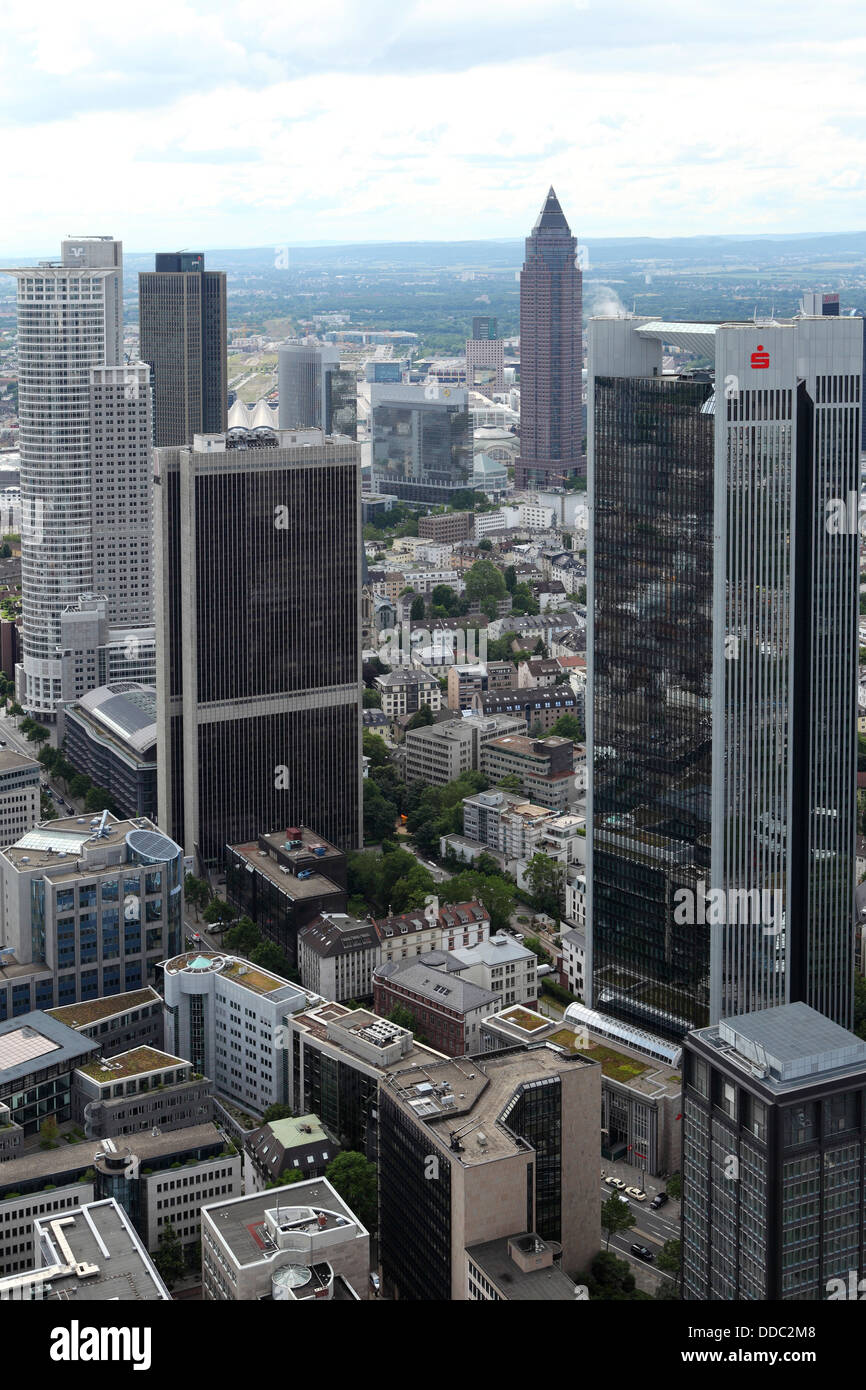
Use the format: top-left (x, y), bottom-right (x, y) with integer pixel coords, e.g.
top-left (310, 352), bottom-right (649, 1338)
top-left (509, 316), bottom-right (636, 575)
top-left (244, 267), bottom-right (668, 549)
top-left (515, 188), bottom-right (584, 488)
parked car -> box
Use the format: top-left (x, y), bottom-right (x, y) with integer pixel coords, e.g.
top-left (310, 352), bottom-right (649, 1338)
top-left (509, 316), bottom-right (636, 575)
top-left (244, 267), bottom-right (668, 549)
top-left (625, 1187), bottom-right (646, 1201)
top-left (369, 1273), bottom-right (381, 1295)
top-left (650, 1192), bottom-right (669, 1210)
top-left (630, 1244), bottom-right (655, 1263)
top-left (605, 1176), bottom-right (627, 1190)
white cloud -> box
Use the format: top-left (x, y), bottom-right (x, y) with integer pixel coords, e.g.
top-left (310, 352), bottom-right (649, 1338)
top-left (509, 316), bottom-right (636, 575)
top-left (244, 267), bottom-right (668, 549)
top-left (1, 0), bottom-right (865, 250)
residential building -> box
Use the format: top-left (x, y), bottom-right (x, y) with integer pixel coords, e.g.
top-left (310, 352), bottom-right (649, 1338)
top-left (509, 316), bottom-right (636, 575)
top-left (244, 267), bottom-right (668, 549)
top-left (418, 511), bottom-right (474, 543)
top-left (588, 314), bottom-right (862, 1036)
top-left (155, 428), bottom-right (363, 869)
top-left (139, 251), bottom-right (227, 448)
top-left (297, 913), bottom-right (380, 1002)
top-left (447, 662), bottom-right (488, 710)
top-left (225, 826), bottom-right (347, 967)
top-left (0, 816), bottom-right (183, 1019)
top-left (560, 927), bottom-right (586, 998)
top-left (201, 1177), bottom-right (370, 1301)
top-left (62, 682), bottom-right (157, 820)
top-left (374, 668), bottom-right (441, 719)
top-left (245, 1114), bottom-right (336, 1190)
top-left (378, 1045), bottom-right (600, 1299)
top-left (436, 902), bottom-right (491, 950)
top-left (682, 1003), bottom-right (866, 1300)
top-left (370, 383), bottom-right (473, 504)
top-left (480, 1003), bottom-right (682, 1178)
top-left (516, 190), bottom-right (584, 488)
top-left (160, 949), bottom-right (321, 1119)
top-left (517, 657), bottom-right (562, 689)
top-left (462, 789), bottom-right (527, 849)
top-left (480, 735), bottom-right (575, 812)
top-left (282, 1001), bottom-right (444, 1157)
top-left (449, 934), bottom-right (538, 1008)
top-left (372, 955), bottom-right (497, 1055)
top-left (404, 713), bottom-right (525, 786)
top-left (0, 750), bottom-right (40, 845)
top-left (475, 685), bottom-right (581, 731)
top-left (498, 802), bottom-right (556, 861)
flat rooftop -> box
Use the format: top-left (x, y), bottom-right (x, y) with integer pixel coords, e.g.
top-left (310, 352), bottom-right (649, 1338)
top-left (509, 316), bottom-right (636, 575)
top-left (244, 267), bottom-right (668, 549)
top-left (0, 748), bottom-right (39, 775)
top-left (203, 1178), bottom-right (364, 1265)
top-left (467, 1234), bottom-right (581, 1301)
top-left (47, 987), bottom-right (161, 1030)
top-left (160, 950), bottom-right (316, 1003)
top-left (386, 1045), bottom-right (595, 1164)
top-left (0, 1122), bottom-right (224, 1193)
top-left (77, 1045), bottom-right (184, 1082)
top-left (488, 1008), bottom-right (680, 1096)
top-left (231, 841), bottom-right (342, 900)
top-left (693, 1002), bottom-right (866, 1092)
top-left (34, 1199), bottom-right (169, 1301)
top-left (0, 1012), bottom-right (97, 1086)
top-left (2, 813), bottom-right (159, 871)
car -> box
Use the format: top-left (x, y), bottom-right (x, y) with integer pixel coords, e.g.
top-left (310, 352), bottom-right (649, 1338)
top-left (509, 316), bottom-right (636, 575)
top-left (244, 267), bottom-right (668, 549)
top-left (630, 1244), bottom-right (655, 1263)
top-left (369, 1272), bottom-right (381, 1294)
top-left (650, 1192), bottom-right (669, 1210)
top-left (625, 1187), bottom-right (646, 1201)
top-left (605, 1176), bottom-right (626, 1189)
top-left (0, 740), bottom-right (5, 747)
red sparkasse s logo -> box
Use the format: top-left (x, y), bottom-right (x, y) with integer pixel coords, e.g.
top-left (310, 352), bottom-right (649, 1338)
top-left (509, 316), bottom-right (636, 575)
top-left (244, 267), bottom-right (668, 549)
top-left (751, 343), bottom-right (770, 368)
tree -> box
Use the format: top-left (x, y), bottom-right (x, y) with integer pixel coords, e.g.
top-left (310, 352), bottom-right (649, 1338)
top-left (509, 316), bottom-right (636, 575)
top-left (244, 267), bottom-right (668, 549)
top-left (656, 1238), bottom-right (682, 1295)
top-left (526, 852), bottom-right (566, 917)
top-left (549, 713), bottom-right (583, 741)
top-left (153, 1221), bottom-right (185, 1290)
top-left (25, 722), bottom-right (49, 744)
top-left (465, 558), bottom-right (506, 619)
top-left (441, 868), bottom-right (515, 934)
top-left (39, 1116), bottom-right (59, 1148)
top-left (326, 1151), bottom-right (378, 1231)
top-left (504, 565), bottom-right (517, 593)
top-left (362, 686), bottom-right (382, 708)
top-left (496, 773), bottom-right (524, 792)
top-left (666, 1172), bottom-right (682, 1200)
top-left (449, 488), bottom-right (476, 512)
top-left (266, 1168), bottom-right (308, 1189)
top-left (184, 874), bottom-right (211, 921)
top-left (406, 705), bottom-right (434, 730)
top-left (262, 1103), bottom-right (294, 1123)
top-left (410, 595), bottom-right (426, 620)
top-left (601, 1193), bottom-right (636, 1251)
top-left (477, 538), bottom-right (492, 551)
top-left (203, 897), bottom-right (234, 928)
top-left (249, 940), bottom-right (293, 976)
top-left (364, 779), bottom-right (398, 842)
top-left (69, 773), bottom-right (91, 800)
top-left (363, 730), bottom-right (391, 767)
top-left (524, 935), bottom-right (553, 968)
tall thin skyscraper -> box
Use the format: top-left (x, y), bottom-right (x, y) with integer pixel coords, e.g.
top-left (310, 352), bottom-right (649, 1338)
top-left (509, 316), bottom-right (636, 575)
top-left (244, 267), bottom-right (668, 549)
top-left (588, 314), bottom-right (862, 1037)
top-left (155, 426), bottom-right (363, 870)
top-left (139, 253), bottom-right (227, 448)
top-left (466, 316), bottom-right (505, 395)
top-left (515, 188), bottom-right (583, 488)
top-left (2, 237), bottom-right (153, 716)
top-left (277, 343), bottom-right (357, 438)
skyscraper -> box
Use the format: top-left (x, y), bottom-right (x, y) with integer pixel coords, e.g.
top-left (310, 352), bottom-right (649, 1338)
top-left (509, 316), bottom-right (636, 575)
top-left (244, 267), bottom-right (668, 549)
top-left (587, 314), bottom-right (862, 1037)
top-left (2, 238), bottom-right (154, 716)
top-left (466, 316), bottom-right (505, 395)
top-left (277, 342), bottom-right (357, 438)
top-left (369, 383), bottom-right (473, 503)
top-left (139, 253), bottom-right (227, 448)
top-left (155, 426), bottom-right (363, 870)
top-left (515, 188), bottom-right (583, 488)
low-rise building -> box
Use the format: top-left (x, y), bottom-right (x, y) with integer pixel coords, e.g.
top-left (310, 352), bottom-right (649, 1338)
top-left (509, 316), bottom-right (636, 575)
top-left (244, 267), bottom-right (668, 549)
top-left (373, 956), bottom-right (497, 1055)
top-left (46, 986), bottom-right (164, 1056)
top-left (480, 735), bottom-right (575, 813)
top-left (225, 825), bottom-right (347, 966)
top-left (418, 511), bottom-right (474, 543)
top-left (245, 1114), bottom-right (336, 1191)
top-left (0, 1198), bottom-right (172, 1301)
top-left (374, 668), bottom-right (441, 719)
top-left (467, 1233), bottom-right (585, 1300)
top-left (62, 682), bottom-right (157, 820)
top-left (201, 1176), bottom-right (370, 1301)
top-left (447, 663), bottom-right (488, 711)
top-left (0, 1010), bottom-right (98, 1137)
top-left (560, 926), bottom-right (586, 998)
top-left (475, 684), bottom-right (581, 732)
top-left (498, 802), bottom-right (556, 861)
top-left (404, 713), bottom-right (526, 786)
top-left (449, 934), bottom-right (538, 1008)
top-left (297, 913), bottom-right (380, 1002)
top-left (72, 1045), bottom-right (213, 1139)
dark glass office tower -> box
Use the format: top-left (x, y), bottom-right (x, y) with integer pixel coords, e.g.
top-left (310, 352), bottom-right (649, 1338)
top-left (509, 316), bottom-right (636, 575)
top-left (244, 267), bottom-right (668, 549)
top-left (278, 344), bottom-right (356, 438)
top-left (139, 253), bottom-right (227, 447)
top-left (370, 384), bottom-right (473, 503)
top-left (155, 429), bottom-right (363, 870)
top-left (515, 188), bottom-right (583, 488)
top-left (590, 372), bottom-right (715, 1038)
top-left (472, 316), bottom-right (498, 340)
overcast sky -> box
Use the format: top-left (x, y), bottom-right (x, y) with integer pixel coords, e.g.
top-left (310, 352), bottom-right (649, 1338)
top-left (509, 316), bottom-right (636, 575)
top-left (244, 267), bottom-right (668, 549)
top-left (2, 0), bottom-right (865, 254)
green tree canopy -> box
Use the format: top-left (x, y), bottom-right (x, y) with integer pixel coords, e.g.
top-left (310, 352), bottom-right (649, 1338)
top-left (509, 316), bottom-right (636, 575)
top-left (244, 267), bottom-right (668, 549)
top-left (601, 1194), bottom-right (636, 1251)
top-left (325, 1151), bottom-right (378, 1232)
top-left (153, 1222), bottom-right (185, 1290)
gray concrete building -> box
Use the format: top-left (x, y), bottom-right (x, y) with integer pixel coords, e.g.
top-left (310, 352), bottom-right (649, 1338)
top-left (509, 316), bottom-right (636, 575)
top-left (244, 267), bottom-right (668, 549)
top-left (297, 913), bottom-right (380, 1002)
top-left (0, 749), bottom-right (40, 846)
top-left (404, 713), bottom-right (525, 786)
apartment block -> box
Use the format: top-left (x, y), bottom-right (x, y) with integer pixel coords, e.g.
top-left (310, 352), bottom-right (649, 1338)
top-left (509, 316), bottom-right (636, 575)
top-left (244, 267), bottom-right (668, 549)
top-left (297, 913), bottom-right (379, 1002)
top-left (374, 668), bottom-right (442, 719)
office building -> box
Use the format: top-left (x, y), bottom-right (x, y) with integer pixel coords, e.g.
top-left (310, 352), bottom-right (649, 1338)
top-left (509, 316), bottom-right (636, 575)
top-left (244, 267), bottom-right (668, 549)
top-left (225, 826), bottom-right (347, 967)
top-left (139, 252), bottom-right (227, 447)
top-left (201, 1177), bottom-right (370, 1301)
top-left (2, 237), bottom-right (155, 716)
top-left (515, 190), bottom-right (583, 488)
top-left (373, 954), bottom-right (498, 1055)
top-left (63, 682), bottom-right (157, 820)
top-left (374, 668), bottom-right (441, 719)
top-left (466, 317), bottom-right (505, 395)
top-left (466, 1233), bottom-right (584, 1300)
top-left (682, 1002), bottom-right (866, 1300)
top-left (57, 595), bottom-right (156, 707)
top-left (278, 342), bottom-right (357, 438)
top-left (588, 314), bottom-right (862, 1037)
top-left (801, 289), bottom-right (866, 451)
top-left (0, 815), bottom-right (183, 1018)
top-left (160, 949), bottom-right (321, 1118)
top-left (0, 1010), bottom-right (97, 1136)
top-left (47, 986), bottom-right (164, 1056)
top-left (297, 913), bottom-right (379, 1002)
top-left (378, 1045), bottom-right (600, 1300)
top-left (480, 734), bottom-right (575, 812)
top-left (370, 383), bottom-right (473, 503)
top-left (282, 1001), bottom-right (444, 1157)
top-left (0, 749), bottom-right (40, 845)
top-left (71, 1045), bottom-right (212, 1139)
top-left (155, 428), bottom-right (363, 869)
top-left (417, 510), bottom-right (475, 543)
top-left (403, 713), bottom-right (525, 786)
top-left (0, 1198), bottom-right (172, 1301)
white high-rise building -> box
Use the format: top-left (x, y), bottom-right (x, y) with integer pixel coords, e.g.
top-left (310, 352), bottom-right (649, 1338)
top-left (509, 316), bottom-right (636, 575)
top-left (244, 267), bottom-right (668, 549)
top-left (2, 238), bottom-right (154, 716)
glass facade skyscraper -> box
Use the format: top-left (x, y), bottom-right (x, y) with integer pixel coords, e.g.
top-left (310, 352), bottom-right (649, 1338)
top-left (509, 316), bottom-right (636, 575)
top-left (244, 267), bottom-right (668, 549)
top-left (369, 383), bottom-right (473, 504)
top-left (139, 253), bottom-right (227, 448)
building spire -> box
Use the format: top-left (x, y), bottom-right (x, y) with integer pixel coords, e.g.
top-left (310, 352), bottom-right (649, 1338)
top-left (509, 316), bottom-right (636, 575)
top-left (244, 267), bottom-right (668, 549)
top-left (532, 186), bottom-right (571, 235)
